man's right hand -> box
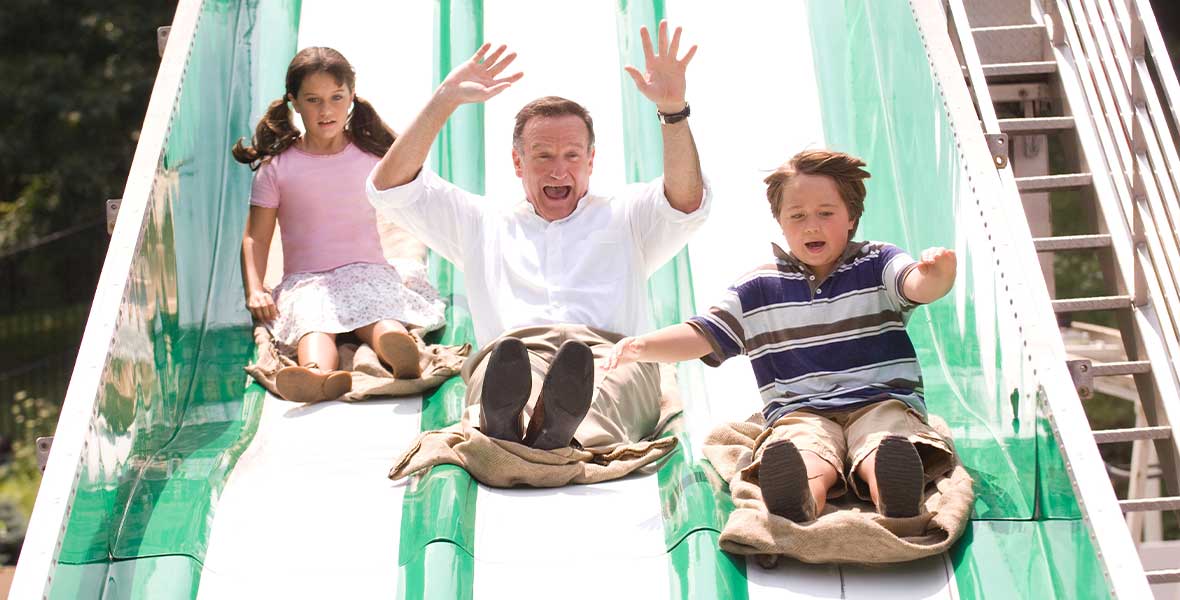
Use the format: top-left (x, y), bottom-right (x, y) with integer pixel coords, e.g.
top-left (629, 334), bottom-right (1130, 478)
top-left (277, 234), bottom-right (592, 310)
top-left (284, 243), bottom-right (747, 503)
top-left (246, 288), bottom-right (278, 322)
top-left (437, 43), bottom-right (523, 107)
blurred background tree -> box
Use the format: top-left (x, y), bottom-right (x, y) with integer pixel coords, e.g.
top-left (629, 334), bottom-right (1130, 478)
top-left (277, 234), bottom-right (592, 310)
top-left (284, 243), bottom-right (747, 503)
top-left (0, 0), bottom-right (178, 567)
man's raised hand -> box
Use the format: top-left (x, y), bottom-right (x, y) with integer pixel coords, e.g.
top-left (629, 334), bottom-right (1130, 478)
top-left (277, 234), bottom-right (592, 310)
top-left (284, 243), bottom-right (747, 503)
top-left (438, 43), bottom-right (523, 106)
top-left (624, 20), bottom-right (697, 113)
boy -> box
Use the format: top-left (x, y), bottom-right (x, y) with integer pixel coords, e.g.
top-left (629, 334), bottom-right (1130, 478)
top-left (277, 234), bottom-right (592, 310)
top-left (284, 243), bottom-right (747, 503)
top-left (605, 149), bottom-right (957, 522)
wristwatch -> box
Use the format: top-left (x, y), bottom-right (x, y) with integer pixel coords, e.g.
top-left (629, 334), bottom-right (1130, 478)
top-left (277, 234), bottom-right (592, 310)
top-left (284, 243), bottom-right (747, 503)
top-left (657, 102), bottom-right (691, 125)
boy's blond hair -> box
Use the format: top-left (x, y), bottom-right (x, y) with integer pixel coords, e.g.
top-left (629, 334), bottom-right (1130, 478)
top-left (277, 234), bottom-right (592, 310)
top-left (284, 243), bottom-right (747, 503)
top-left (765, 149), bottom-right (872, 236)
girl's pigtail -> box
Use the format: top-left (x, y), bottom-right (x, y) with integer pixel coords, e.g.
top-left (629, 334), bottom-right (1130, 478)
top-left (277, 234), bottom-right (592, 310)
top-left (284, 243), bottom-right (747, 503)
top-left (231, 97), bottom-right (302, 170)
top-left (348, 96), bottom-right (397, 157)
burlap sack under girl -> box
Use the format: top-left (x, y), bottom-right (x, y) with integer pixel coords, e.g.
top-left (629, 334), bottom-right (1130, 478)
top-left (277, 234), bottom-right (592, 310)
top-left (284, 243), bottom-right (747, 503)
top-left (245, 325), bottom-right (469, 402)
top-left (388, 365), bottom-right (683, 487)
top-left (703, 413), bottom-right (974, 564)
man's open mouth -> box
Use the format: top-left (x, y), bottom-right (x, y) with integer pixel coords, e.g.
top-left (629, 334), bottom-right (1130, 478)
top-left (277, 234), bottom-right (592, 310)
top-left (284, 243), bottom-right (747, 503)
top-left (543, 185), bottom-right (572, 200)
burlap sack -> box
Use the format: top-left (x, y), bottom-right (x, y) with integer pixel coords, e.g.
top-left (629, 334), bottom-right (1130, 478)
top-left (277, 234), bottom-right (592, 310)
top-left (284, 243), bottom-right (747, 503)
top-left (245, 326), bottom-right (469, 402)
top-left (389, 364), bottom-right (684, 487)
top-left (703, 413), bottom-right (974, 564)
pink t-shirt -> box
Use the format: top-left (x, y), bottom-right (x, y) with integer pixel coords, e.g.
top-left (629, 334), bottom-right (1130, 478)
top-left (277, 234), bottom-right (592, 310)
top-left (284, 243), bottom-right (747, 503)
top-left (250, 143), bottom-right (387, 276)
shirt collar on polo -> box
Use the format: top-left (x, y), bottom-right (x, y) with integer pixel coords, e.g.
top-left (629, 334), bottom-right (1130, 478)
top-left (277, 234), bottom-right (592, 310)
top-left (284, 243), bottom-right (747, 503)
top-left (772, 240), bottom-right (869, 276)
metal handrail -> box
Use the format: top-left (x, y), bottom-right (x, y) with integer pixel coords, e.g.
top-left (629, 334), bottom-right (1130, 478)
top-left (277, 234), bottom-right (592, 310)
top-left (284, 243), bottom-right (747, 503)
top-left (944, 0), bottom-right (1011, 168)
top-left (1134, 0), bottom-right (1180, 145)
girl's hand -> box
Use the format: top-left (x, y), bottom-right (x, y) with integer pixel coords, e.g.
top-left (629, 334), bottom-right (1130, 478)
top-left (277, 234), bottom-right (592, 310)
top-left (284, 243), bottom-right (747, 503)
top-left (438, 43), bottom-right (524, 106)
top-left (246, 288), bottom-right (278, 322)
top-left (917, 247), bottom-right (957, 280)
top-left (604, 336), bottom-right (645, 370)
top-left (623, 20), bottom-right (697, 114)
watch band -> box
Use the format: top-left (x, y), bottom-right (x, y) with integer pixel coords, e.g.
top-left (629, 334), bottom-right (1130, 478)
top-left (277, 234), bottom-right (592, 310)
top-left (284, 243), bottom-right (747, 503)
top-left (657, 102), bottom-right (691, 125)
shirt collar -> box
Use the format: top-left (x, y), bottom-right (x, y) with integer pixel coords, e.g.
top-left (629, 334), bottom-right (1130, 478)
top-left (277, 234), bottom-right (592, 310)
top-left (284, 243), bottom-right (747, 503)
top-left (772, 240), bottom-right (868, 275)
top-left (514, 191), bottom-right (595, 225)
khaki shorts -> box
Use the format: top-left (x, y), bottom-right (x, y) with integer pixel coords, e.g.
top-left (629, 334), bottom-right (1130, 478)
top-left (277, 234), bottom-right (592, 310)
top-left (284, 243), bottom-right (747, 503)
top-left (748, 399), bottom-right (954, 500)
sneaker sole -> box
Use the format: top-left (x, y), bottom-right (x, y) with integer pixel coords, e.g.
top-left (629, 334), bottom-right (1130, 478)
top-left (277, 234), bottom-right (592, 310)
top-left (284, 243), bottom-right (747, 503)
top-left (759, 440), bottom-right (815, 523)
top-left (874, 436), bottom-right (924, 518)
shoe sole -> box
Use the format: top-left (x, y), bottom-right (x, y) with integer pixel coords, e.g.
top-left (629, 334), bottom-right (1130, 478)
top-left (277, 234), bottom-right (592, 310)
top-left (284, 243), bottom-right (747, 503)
top-left (323, 370), bottom-right (352, 400)
top-left (528, 341), bottom-right (594, 450)
top-left (479, 338), bottom-right (532, 443)
top-left (376, 331), bottom-right (422, 379)
top-left (874, 436), bottom-right (924, 518)
top-left (276, 367), bottom-right (328, 403)
top-left (759, 440), bottom-right (815, 522)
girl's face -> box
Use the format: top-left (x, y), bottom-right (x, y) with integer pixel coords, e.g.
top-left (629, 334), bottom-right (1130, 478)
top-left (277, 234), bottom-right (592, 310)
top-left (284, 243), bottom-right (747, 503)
top-left (290, 71), bottom-right (353, 143)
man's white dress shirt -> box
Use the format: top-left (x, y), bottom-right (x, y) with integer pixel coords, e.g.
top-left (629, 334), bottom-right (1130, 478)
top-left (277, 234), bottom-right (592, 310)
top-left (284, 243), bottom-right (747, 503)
top-left (366, 168), bottom-right (711, 347)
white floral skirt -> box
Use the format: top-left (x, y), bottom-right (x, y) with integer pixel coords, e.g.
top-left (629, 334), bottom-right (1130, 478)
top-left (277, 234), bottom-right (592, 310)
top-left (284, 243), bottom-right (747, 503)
top-left (269, 261), bottom-right (446, 350)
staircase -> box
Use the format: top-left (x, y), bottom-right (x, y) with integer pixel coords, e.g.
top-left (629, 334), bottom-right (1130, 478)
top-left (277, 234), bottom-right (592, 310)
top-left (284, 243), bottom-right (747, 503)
top-left (946, 0), bottom-right (1180, 595)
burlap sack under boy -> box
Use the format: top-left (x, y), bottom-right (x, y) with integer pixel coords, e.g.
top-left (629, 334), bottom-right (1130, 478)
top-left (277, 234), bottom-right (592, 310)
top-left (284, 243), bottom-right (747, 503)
top-left (703, 413), bottom-right (974, 564)
top-left (245, 326), bottom-right (469, 402)
top-left (388, 364), bottom-right (684, 487)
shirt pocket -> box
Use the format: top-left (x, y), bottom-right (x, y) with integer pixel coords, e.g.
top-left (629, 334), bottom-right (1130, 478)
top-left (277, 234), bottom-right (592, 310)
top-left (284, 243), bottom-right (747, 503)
top-left (573, 232), bottom-right (629, 290)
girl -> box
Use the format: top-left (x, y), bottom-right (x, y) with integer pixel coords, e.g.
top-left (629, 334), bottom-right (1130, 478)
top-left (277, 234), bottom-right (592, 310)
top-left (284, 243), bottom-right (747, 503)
top-left (233, 47), bottom-right (445, 403)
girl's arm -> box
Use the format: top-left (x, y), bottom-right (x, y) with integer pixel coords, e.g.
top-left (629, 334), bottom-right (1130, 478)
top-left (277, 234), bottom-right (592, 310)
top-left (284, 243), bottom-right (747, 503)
top-left (604, 323), bottom-right (713, 370)
top-left (241, 205), bottom-right (279, 321)
top-left (902, 247), bottom-right (957, 304)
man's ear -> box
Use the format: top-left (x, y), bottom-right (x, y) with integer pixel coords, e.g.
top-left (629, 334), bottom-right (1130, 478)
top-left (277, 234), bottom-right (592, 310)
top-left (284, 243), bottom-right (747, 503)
top-left (587, 146), bottom-right (595, 174)
top-left (512, 148), bottom-right (524, 178)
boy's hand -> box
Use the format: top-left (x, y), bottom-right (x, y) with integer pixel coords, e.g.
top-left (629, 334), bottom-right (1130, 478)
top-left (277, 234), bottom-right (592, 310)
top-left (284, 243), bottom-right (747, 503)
top-left (623, 20), bottom-right (697, 114)
top-left (438, 43), bottom-right (523, 106)
top-left (604, 336), bottom-right (646, 370)
top-left (917, 247), bottom-right (957, 280)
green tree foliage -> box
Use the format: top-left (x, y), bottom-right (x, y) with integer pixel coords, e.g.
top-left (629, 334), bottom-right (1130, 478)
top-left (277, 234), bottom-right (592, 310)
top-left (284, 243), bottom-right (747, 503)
top-left (0, 0), bottom-right (179, 252)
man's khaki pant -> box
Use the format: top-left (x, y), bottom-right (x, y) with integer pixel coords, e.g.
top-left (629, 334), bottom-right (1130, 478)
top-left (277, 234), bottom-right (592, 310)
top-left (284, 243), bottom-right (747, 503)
top-left (462, 324), bottom-right (661, 449)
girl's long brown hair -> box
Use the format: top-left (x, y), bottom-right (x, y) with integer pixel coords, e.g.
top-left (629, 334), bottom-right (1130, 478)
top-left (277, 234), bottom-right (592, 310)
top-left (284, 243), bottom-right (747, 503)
top-left (231, 47), bottom-right (396, 169)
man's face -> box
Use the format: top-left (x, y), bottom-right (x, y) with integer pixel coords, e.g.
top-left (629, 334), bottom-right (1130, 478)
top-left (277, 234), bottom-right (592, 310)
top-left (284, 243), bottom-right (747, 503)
top-left (777, 173), bottom-right (856, 280)
top-left (512, 114), bottom-right (595, 222)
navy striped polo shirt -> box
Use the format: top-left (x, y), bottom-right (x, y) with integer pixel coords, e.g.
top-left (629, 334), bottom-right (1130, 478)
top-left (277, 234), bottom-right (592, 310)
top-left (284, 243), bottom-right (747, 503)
top-left (687, 240), bottom-right (926, 423)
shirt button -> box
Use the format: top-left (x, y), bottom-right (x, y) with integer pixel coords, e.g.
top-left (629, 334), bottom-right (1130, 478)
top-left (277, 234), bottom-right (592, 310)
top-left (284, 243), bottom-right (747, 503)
top-left (817, 289), bottom-right (822, 294)
top-left (809, 275), bottom-right (815, 280)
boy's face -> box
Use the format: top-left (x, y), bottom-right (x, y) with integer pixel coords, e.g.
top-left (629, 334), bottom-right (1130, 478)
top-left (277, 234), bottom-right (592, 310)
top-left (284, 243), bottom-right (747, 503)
top-left (777, 173), bottom-right (856, 280)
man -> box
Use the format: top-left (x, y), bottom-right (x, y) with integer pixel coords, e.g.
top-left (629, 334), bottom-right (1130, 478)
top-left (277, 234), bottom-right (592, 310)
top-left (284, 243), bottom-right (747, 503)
top-left (367, 21), bottom-right (707, 452)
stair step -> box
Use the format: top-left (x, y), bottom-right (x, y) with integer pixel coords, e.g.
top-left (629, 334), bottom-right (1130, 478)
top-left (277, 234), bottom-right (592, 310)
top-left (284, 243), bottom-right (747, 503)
top-left (1052, 296), bottom-right (1133, 312)
top-left (999, 116), bottom-right (1076, 134)
top-left (1120, 496), bottom-right (1180, 512)
top-left (1147, 569), bottom-right (1180, 584)
top-left (1033, 234), bottom-right (1111, 251)
top-left (971, 24), bottom-right (1047, 64)
top-left (983, 61), bottom-right (1058, 78)
top-left (1016, 173), bottom-right (1092, 192)
top-left (1094, 426), bottom-right (1171, 444)
top-left (1089, 360), bottom-right (1152, 377)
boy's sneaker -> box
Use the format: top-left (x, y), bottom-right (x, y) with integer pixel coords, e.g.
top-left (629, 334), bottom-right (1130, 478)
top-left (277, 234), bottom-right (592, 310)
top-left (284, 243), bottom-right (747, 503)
top-left (873, 436), bottom-right (925, 518)
top-left (758, 440), bottom-right (817, 523)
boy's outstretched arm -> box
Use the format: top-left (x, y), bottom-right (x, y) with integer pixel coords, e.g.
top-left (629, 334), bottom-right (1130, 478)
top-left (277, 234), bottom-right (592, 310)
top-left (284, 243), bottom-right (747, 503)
top-left (371, 44), bottom-right (522, 190)
top-left (902, 247), bottom-right (957, 304)
top-left (604, 323), bottom-right (712, 370)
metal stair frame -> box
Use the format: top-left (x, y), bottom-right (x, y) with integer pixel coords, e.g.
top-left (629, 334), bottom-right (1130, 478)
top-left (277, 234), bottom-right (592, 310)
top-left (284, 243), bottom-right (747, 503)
top-left (940, 0), bottom-right (1162, 596)
top-left (1042, 0), bottom-right (1180, 496)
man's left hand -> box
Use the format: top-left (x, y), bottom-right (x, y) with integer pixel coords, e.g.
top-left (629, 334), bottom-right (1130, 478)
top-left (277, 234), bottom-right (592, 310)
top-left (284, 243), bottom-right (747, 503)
top-left (624, 20), bottom-right (697, 113)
